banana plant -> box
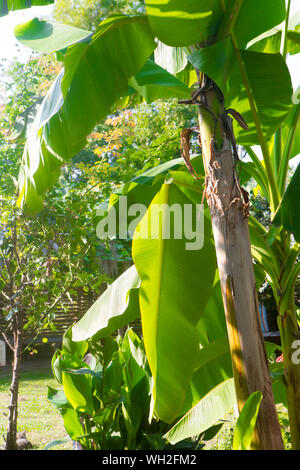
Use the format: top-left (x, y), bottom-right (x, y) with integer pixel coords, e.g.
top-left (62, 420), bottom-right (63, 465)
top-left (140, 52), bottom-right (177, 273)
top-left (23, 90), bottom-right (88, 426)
top-left (240, 6), bottom-right (300, 448)
top-left (49, 327), bottom-right (157, 450)
top-left (49, 325), bottom-right (225, 450)
top-left (12, 0), bottom-right (300, 449)
top-left (68, 157), bottom-right (286, 446)
top-left (232, 391), bottom-right (263, 450)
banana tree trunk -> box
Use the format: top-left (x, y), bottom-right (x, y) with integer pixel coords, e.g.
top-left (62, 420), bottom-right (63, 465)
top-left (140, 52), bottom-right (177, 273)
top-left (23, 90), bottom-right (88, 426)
top-left (197, 78), bottom-right (283, 450)
top-left (6, 325), bottom-right (23, 451)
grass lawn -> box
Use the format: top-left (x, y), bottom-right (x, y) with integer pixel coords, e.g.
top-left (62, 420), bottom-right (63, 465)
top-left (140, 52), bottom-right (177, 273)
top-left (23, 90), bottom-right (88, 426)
top-left (0, 366), bottom-right (72, 450)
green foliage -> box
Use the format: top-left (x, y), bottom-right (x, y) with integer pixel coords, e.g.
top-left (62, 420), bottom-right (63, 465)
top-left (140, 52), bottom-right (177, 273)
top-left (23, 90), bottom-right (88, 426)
top-left (49, 324), bottom-right (237, 450)
top-left (232, 391), bottom-right (263, 450)
top-left (72, 265), bottom-right (141, 342)
top-left (53, 0), bottom-right (146, 31)
top-left (145, 0), bottom-right (225, 47)
top-left (16, 15), bottom-right (158, 214)
top-left (14, 17), bottom-right (198, 214)
top-left (189, 42), bottom-right (293, 144)
top-left (164, 378), bottom-right (236, 445)
top-left (73, 100), bottom-right (195, 202)
top-left (132, 182), bottom-right (216, 423)
top-left (145, 0), bottom-right (286, 47)
top-left (0, 0), bottom-right (53, 17)
top-left (248, 10), bottom-right (300, 56)
top-left (273, 162), bottom-right (300, 242)
top-left (0, 56), bottom-right (59, 194)
top-left (48, 327), bottom-right (201, 450)
top-left (14, 18), bottom-right (92, 54)
top-left (8, 0), bottom-right (300, 450)
top-left (0, 58), bottom-right (109, 343)
top-left (128, 59), bottom-right (190, 103)
top-left (0, 193), bottom-right (105, 340)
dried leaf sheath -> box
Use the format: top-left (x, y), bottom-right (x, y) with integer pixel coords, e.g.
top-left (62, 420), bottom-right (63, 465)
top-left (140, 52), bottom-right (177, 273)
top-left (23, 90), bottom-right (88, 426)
top-left (197, 81), bottom-right (284, 450)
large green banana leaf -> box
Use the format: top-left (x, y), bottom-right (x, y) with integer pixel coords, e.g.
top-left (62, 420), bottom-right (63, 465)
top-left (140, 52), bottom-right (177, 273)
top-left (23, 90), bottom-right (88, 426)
top-left (232, 391), bottom-right (262, 450)
top-left (132, 182), bottom-right (217, 423)
top-left (145, 0), bottom-right (286, 47)
top-left (248, 9), bottom-right (300, 55)
top-left (249, 29), bottom-right (300, 56)
top-left (15, 2), bottom-right (292, 214)
top-left (0, 0), bottom-right (53, 16)
top-left (95, 156), bottom-right (203, 240)
top-left (15, 17), bottom-right (193, 215)
top-left (15, 20), bottom-right (190, 102)
top-left (248, 217), bottom-right (282, 286)
top-left (273, 162), bottom-right (300, 243)
top-left (16, 15), bottom-right (157, 214)
top-left (128, 58), bottom-right (190, 103)
top-left (181, 280), bottom-right (233, 415)
top-left (14, 18), bottom-right (92, 53)
top-left (280, 95), bottom-right (300, 164)
top-left (72, 265), bottom-right (141, 342)
top-left (47, 386), bottom-right (84, 440)
top-left (164, 378), bottom-right (236, 444)
top-left (180, 338), bottom-right (232, 415)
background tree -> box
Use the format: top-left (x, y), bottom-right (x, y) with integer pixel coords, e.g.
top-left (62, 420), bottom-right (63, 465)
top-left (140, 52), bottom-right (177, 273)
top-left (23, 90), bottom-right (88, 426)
top-left (53, 0), bottom-right (145, 30)
top-left (0, 57), bottom-right (106, 450)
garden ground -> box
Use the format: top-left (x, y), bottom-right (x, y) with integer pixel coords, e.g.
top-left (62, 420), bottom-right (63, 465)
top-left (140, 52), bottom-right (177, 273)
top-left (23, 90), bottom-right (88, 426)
top-left (0, 360), bottom-right (72, 450)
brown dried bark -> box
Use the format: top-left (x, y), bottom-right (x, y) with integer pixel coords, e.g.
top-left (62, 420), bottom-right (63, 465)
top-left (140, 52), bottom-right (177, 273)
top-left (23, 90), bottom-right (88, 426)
top-left (198, 83), bottom-right (284, 450)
